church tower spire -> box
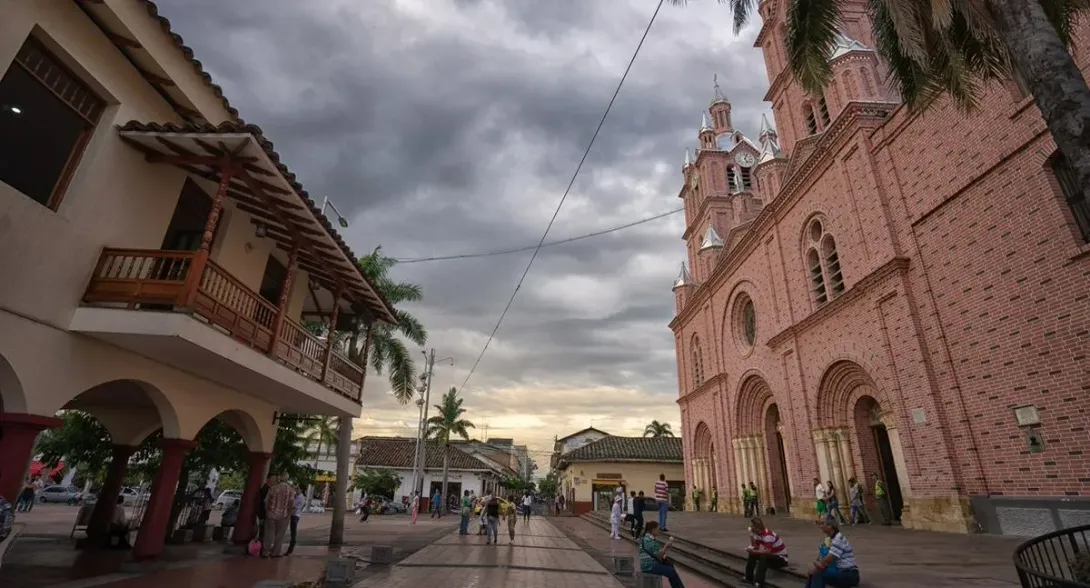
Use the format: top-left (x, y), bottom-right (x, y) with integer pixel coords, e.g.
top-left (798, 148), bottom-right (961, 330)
top-left (709, 73), bottom-right (732, 134)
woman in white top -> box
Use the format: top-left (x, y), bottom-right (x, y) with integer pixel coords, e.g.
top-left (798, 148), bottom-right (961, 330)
top-left (610, 495), bottom-right (623, 539)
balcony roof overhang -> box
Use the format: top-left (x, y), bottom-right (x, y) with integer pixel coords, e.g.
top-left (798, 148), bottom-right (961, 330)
top-left (117, 121), bottom-right (398, 326)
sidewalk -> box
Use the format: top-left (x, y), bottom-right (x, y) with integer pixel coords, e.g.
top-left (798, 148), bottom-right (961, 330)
top-left (654, 511), bottom-right (1024, 587)
top-left (352, 516), bottom-right (625, 588)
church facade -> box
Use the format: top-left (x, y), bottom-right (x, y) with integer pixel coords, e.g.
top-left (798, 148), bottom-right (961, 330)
top-left (670, 3), bottom-right (1090, 535)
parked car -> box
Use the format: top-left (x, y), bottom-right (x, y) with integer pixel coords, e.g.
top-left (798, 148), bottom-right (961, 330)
top-left (38, 485), bottom-right (80, 504)
top-left (214, 490), bottom-right (242, 510)
top-left (119, 487), bottom-right (143, 505)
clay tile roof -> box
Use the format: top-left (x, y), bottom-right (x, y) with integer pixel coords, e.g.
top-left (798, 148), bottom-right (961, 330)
top-left (559, 436), bottom-right (683, 464)
top-left (355, 437), bottom-right (489, 470)
top-left (136, 0), bottom-right (238, 119)
top-left (117, 120), bottom-right (397, 321)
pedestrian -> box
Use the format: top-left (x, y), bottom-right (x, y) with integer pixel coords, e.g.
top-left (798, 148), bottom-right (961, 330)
top-left (504, 495), bottom-right (518, 543)
top-left (16, 479), bottom-right (34, 513)
top-left (558, 493), bottom-right (566, 513)
top-left (431, 489), bottom-right (442, 519)
top-left (255, 473), bottom-right (276, 542)
top-left (359, 497), bottom-right (371, 522)
top-left (639, 521), bottom-right (685, 588)
top-left (806, 515), bottom-right (862, 587)
top-left (286, 486), bottom-right (304, 555)
top-left (610, 493), bottom-right (623, 539)
top-left (521, 490), bottom-right (533, 522)
top-left (459, 490), bottom-right (472, 535)
top-left (749, 482), bottom-right (761, 516)
top-left (826, 481), bottom-right (846, 525)
top-left (261, 473), bottom-right (294, 558)
top-left (743, 516), bottom-right (789, 588)
top-left (710, 486), bottom-right (719, 512)
top-left (654, 473), bottom-right (670, 532)
top-left (632, 491), bottom-right (646, 538)
top-left (484, 494), bottom-right (500, 545)
top-left (626, 490), bottom-right (637, 532)
top-left (873, 475), bottom-right (892, 525)
top-left (742, 484), bottom-right (753, 517)
top-left (847, 477), bottom-right (868, 525)
top-left (814, 478), bottom-right (828, 518)
top-left (554, 494), bottom-right (561, 516)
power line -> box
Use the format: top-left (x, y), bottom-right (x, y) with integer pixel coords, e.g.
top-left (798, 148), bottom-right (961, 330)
top-left (457, 0), bottom-right (667, 395)
top-left (393, 207), bottom-right (684, 264)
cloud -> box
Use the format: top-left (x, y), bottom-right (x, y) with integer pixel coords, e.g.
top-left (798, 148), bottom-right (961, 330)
top-left (162, 0), bottom-right (771, 460)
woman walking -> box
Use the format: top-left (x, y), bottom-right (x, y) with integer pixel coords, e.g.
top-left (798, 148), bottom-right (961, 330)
top-left (505, 496), bottom-right (518, 543)
top-left (610, 494), bottom-right (623, 539)
top-left (826, 481), bottom-right (846, 525)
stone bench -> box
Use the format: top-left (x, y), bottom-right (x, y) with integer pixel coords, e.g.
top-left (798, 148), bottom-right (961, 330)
top-left (636, 573), bottom-right (663, 588)
top-left (612, 556), bottom-right (635, 576)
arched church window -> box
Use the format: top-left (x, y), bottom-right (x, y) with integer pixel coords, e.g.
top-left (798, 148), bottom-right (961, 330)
top-left (726, 166), bottom-right (738, 193)
top-left (807, 248), bottom-right (827, 306)
top-left (860, 67), bottom-right (874, 97)
top-left (739, 166), bottom-right (753, 191)
top-left (804, 218), bottom-right (846, 308)
top-left (691, 335), bottom-right (705, 388)
top-left (818, 96), bottom-right (831, 127)
top-left (841, 71), bottom-right (856, 101)
top-left (822, 236), bottom-right (845, 296)
top-left (803, 104), bottom-right (818, 135)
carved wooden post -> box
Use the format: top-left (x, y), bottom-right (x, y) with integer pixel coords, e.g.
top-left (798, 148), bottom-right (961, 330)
top-left (321, 287), bottom-right (344, 383)
top-left (180, 162), bottom-right (234, 307)
top-left (358, 323), bottom-right (373, 400)
top-left (268, 243), bottom-right (299, 356)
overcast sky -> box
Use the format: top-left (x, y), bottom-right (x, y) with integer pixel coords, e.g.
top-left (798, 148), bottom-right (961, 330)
top-left (165, 0), bottom-right (771, 464)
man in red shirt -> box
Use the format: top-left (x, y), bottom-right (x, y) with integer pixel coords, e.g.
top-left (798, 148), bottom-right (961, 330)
top-left (743, 516), bottom-right (788, 587)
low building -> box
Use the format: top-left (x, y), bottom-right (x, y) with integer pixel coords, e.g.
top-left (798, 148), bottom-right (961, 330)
top-left (354, 436), bottom-right (512, 505)
top-left (550, 427), bottom-right (611, 469)
top-left (555, 436), bottom-right (685, 514)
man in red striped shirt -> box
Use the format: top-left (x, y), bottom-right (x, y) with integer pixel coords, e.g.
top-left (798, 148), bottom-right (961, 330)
top-left (653, 473), bottom-right (670, 532)
top-left (743, 516), bottom-right (788, 587)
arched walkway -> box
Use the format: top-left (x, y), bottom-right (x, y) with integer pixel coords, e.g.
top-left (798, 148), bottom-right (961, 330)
top-left (733, 374), bottom-right (779, 515)
top-left (691, 422), bottom-right (717, 510)
top-left (815, 360), bottom-right (908, 523)
top-left (0, 350), bottom-right (26, 413)
top-left (763, 403), bottom-right (792, 513)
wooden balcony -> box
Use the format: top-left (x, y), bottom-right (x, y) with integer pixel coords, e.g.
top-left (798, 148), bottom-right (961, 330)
top-left (82, 248), bottom-right (364, 402)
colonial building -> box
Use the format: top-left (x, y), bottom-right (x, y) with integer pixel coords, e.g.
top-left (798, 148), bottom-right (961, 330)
top-left (354, 436), bottom-right (515, 504)
top-left (555, 435), bottom-right (685, 514)
top-left (671, 5), bottom-right (1090, 535)
top-left (0, 0), bottom-right (397, 559)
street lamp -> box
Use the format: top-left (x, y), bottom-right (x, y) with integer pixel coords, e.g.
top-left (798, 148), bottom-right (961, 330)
top-left (412, 349), bottom-right (454, 497)
top-left (320, 196), bottom-right (350, 229)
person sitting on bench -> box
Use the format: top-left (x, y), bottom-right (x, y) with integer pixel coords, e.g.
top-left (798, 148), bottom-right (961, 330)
top-left (743, 516), bottom-right (789, 587)
top-left (110, 496), bottom-right (131, 548)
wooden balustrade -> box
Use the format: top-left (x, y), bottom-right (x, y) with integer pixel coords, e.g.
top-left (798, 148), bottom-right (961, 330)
top-left (83, 248), bottom-right (364, 402)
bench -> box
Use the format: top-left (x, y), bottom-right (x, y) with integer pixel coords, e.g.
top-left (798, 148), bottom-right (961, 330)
top-left (0, 523), bottom-right (26, 570)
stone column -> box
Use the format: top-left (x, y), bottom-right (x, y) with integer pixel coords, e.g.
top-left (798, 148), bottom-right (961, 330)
top-left (86, 444), bottom-right (137, 541)
top-left (732, 438), bottom-right (745, 514)
top-left (885, 424), bottom-right (912, 498)
top-left (132, 439), bottom-right (197, 560)
top-left (232, 451), bottom-right (272, 545)
top-left (752, 436), bottom-right (768, 509)
top-left (0, 413), bottom-right (62, 504)
top-left (812, 429), bottom-right (832, 485)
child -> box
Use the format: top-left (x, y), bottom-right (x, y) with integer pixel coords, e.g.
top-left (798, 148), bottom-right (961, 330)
top-left (610, 494), bottom-right (623, 539)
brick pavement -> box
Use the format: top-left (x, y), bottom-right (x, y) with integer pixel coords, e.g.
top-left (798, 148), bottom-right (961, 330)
top-left (648, 511), bottom-right (1025, 587)
top-left (352, 516), bottom-right (627, 588)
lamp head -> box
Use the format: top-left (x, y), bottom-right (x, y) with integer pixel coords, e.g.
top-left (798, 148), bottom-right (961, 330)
top-left (337, 217), bottom-right (350, 229)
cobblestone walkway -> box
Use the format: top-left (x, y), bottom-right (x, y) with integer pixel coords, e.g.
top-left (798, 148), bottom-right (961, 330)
top-left (353, 516), bottom-right (626, 588)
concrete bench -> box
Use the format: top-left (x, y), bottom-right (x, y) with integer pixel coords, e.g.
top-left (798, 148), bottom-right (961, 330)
top-left (370, 545), bottom-right (393, 565)
top-left (613, 555), bottom-right (635, 576)
top-left (636, 573), bottom-right (663, 588)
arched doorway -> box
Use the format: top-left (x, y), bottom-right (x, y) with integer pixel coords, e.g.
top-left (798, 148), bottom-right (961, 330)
top-left (692, 422), bottom-right (717, 510)
top-left (853, 396), bottom-right (904, 521)
top-left (764, 403), bottom-right (791, 513)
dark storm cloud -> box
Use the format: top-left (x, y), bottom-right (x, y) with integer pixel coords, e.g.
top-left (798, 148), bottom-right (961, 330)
top-left (161, 0), bottom-right (771, 446)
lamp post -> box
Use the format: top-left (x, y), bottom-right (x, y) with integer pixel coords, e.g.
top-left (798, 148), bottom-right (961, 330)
top-left (320, 196), bottom-right (350, 228)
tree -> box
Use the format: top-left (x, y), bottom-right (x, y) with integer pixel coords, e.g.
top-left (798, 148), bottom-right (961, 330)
top-left (672, 0), bottom-right (1090, 213)
top-left (35, 411), bottom-right (113, 486)
top-left (355, 246), bottom-right (428, 403)
top-left (538, 470), bottom-right (560, 499)
top-left (303, 416), bottom-right (338, 473)
top-left (354, 468), bottom-right (403, 498)
top-left (425, 387), bottom-right (475, 514)
top-left (643, 421), bottom-right (675, 438)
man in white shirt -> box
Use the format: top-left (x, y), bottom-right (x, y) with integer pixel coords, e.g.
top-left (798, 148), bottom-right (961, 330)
top-left (286, 486), bottom-right (305, 556)
top-left (521, 492), bottom-right (533, 522)
top-left (814, 478), bottom-right (828, 517)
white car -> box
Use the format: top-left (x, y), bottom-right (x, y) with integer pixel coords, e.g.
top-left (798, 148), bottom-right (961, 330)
top-left (119, 487), bottom-right (142, 505)
top-left (214, 490), bottom-right (242, 509)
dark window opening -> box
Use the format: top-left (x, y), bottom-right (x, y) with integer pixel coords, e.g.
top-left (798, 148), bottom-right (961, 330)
top-left (1050, 153), bottom-right (1090, 243)
top-left (0, 38), bottom-right (104, 209)
top-left (818, 96), bottom-right (831, 127)
top-left (804, 105), bottom-right (818, 135)
top-left (161, 178), bottom-right (213, 251)
top-left (740, 166), bottom-right (753, 191)
top-left (259, 255), bottom-right (288, 305)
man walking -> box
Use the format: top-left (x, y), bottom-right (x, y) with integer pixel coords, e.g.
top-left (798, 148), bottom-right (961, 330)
top-left (654, 473), bottom-right (670, 532)
top-left (521, 491), bottom-right (533, 522)
top-left (848, 477), bottom-right (869, 525)
top-left (256, 473), bottom-right (276, 541)
top-left (459, 490), bottom-right (472, 535)
top-left (632, 491), bottom-right (646, 538)
top-left (710, 486), bottom-right (718, 513)
top-left (431, 489), bottom-right (442, 519)
top-left (874, 474), bottom-right (892, 525)
top-left (286, 486), bottom-right (304, 555)
top-left (261, 473), bottom-right (294, 558)
top-left (692, 486), bottom-right (701, 511)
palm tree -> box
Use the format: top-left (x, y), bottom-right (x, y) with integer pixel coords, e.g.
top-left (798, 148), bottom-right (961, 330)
top-left (354, 246), bottom-right (428, 403)
top-left (644, 421), bottom-right (675, 438)
top-left (303, 416), bottom-right (337, 501)
top-left (426, 387), bottom-right (476, 515)
top-left (672, 0), bottom-right (1090, 208)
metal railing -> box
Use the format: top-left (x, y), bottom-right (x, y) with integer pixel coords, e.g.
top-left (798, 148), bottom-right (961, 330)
top-left (1014, 524), bottom-right (1090, 587)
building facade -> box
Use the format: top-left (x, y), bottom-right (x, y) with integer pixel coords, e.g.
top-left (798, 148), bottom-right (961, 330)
top-left (555, 436), bottom-right (685, 514)
top-left (550, 427), bottom-right (611, 470)
top-left (0, 0), bottom-right (397, 559)
top-left (671, 3), bottom-right (1090, 535)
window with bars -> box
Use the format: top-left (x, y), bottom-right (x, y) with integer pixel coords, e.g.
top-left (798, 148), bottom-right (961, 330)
top-left (691, 335), bottom-right (705, 388)
top-left (823, 237), bottom-right (845, 296)
top-left (727, 166), bottom-right (738, 193)
top-left (808, 249), bottom-right (828, 305)
top-left (818, 96), bottom-right (831, 127)
top-left (1049, 152), bottom-right (1090, 243)
top-left (739, 166), bottom-right (753, 191)
top-left (0, 37), bottom-right (105, 209)
top-left (804, 218), bottom-right (846, 308)
top-left (804, 104), bottom-right (818, 135)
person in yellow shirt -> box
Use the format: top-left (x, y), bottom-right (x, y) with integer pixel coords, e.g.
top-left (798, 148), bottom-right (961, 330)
top-left (503, 497), bottom-right (519, 543)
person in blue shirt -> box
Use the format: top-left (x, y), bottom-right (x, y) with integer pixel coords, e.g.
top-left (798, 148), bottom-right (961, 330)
top-left (431, 490), bottom-right (442, 518)
top-left (639, 521), bottom-right (685, 588)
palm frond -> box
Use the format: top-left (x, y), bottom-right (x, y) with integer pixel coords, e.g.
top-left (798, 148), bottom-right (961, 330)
top-left (382, 282), bottom-right (424, 305)
top-left (394, 309), bottom-right (427, 346)
top-left (383, 337), bottom-right (417, 403)
top-left (874, 0), bottom-right (928, 65)
top-left (786, 0), bottom-right (845, 94)
top-left (367, 328), bottom-right (392, 375)
top-left (729, 0), bottom-right (759, 34)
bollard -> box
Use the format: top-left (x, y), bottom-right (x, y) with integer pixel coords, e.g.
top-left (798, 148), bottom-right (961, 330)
top-left (637, 573), bottom-right (664, 588)
top-left (371, 545), bottom-right (393, 565)
top-left (612, 556), bottom-right (635, 576)
top-left (324, 558), bottom-right (357, 588)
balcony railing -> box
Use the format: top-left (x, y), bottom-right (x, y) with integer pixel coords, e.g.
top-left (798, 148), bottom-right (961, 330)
top-left (1014, 524), bottom-right (1090, 587)
top-left (83, 248), bottom-right (364, 402)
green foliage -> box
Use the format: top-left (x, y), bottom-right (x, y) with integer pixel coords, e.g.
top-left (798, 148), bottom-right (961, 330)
top-left (270, 418), bottom-right (319, 487)
top-left (303, 416), bottom-right (338, 468)
top-left (643, 421), bottom-right (675, 438)
top-left (537, 470), bottom-right (560, 498)
top-left (500, 475), bottom-right (529, 491)
top-left (35, 411), bottom-right (113, 485)
top-left (353, 468), bottom-right (402, 498)
top-left (356, 246), bottom-right (428, 403)
top-left (216, 469), bottom-right (246, 492)
top-left (425, 387), bottom-right (476, 444)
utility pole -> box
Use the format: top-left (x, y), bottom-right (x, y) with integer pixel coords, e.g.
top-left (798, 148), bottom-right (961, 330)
top-left (408, 377), bottom-right (427, 497)
top-left (414, 348), bottom-right (436, 496)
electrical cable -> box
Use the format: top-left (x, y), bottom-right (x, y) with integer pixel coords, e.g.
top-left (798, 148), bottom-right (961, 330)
top-left (393, 207), bottom-right (684, 264)
top-left (457, 0), bottom-right (667, 395)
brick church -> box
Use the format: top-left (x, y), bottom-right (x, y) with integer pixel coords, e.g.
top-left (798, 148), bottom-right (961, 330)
top-left (670, 4), bottom-right (1090, 535)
